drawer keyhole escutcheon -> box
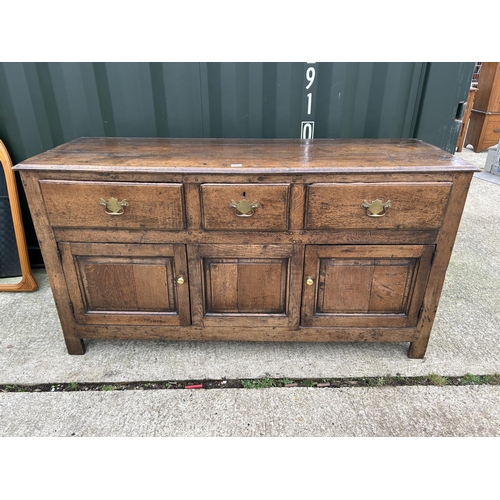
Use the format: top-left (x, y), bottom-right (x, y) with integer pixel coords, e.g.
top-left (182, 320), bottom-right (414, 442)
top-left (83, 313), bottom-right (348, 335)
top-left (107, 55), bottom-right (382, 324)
top-left (362, 199), bottom-right (391, 217)
top-left (230, 198), bottom-right (259, 217)
top-left (99, 197), bottom-right (129, 215)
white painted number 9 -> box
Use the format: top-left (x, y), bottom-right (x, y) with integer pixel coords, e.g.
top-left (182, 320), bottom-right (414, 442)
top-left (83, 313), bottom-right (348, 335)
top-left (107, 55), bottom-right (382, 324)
top-left (306, 67), bottom-right (316, 89)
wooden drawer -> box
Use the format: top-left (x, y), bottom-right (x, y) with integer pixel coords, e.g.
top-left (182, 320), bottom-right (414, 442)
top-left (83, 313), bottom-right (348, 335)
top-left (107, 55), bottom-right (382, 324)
top-left (305, 182), bottom-right (452, 230)
top-left (483, 115), bottom-right (500, 143)
top-left (201, 183), bottom-right (290, 231)
top-left (39, 180), bottom-right (185, 229)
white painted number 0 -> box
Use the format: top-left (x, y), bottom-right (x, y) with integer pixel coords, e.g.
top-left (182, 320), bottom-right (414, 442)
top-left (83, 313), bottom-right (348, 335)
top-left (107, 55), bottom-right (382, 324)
top-left (302, 123), bottom-right (313, 139)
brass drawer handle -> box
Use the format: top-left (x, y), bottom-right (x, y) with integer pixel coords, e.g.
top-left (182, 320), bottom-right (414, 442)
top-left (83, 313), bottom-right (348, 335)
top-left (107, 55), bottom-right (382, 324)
top-left (306, 277), bottom-right (314, 286)
top-left (99, 197), bottom-right (128, 215)
top-left (176, 276), bottom-right (185, 285)
top-left (230, 198), bottom-right (258, 217)
top-left (362, 199), bottom-right (391, 217)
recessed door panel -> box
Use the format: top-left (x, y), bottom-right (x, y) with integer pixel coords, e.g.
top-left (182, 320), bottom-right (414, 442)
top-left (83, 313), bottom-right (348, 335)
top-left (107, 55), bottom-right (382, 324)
top-left (205, 258), bottom-right (287, 314)
top-left (59, 242), bottom-right (190, 326)
top-left (317, 259), bottom-right (413, 314)
top-left (76, 258), bottom-right (175, 313)
top-left (301, 245), bottom-right (434, 328)
top-left (188, 244), bottom-right (303, 328)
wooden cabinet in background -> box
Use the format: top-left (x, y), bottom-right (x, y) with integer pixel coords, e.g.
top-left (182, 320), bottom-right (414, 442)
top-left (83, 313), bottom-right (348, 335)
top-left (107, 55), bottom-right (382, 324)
top-left (465, 62), bottom-right (500, 152)
top-left (456, 87), bottom-right (477, 152)
top-left (13, 138), bottom-right (479, 358)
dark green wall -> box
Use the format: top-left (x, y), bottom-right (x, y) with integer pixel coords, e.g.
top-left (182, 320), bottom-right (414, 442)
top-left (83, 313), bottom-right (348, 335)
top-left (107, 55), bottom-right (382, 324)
top-left (0, 62), bottom-right (475, 268)
top-left (0, 62), bottom-right (474, 163)
top-left (413, 62), bottom-right (475, 153)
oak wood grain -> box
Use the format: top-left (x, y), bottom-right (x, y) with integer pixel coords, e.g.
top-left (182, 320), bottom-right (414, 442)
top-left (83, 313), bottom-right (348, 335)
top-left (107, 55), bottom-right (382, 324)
top-left (40, 180), bottom-right (185, 230)
top-left (15, 138), bottom-right (477, 173)
top-left (184, 182), bottom-right (201, 230)
top-left (33, 168), bottom-right (460, 185)
top-left (190, 244), bottom-right (300, 328)
top-left (59, 242), bottom-right (190, 327)
top-left (289, 184), bottom-right (306, 230)
top-left (201, 183), bottom-right (290, 231)
top-left (52, 228), bottom-right (441, 246)
top-left (409, 173), bottom-right (474, 358)
top-left (75, 324), bottom-right (418, 343)
top-left (19, 171), bottom-right (85, 354)
top-left (301, 245), bottom-right (434, 329)
top-left (305, 182), bottom-right (452, 230)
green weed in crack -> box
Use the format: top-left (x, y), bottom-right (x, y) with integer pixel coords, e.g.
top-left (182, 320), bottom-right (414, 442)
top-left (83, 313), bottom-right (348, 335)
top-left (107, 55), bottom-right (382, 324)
top-left (427, 374), bottom-right (447, 386)
top-left (1, 373), bottom-right (500, 392)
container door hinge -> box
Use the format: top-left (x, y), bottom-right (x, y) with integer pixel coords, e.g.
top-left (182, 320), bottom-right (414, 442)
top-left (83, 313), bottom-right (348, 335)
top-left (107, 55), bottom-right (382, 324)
top-left (56, 247), bottom-right (62, 263)
top-left (69, 301), bottom-right (75, 315)
top-left (455, 101), bottom-right (466, 121)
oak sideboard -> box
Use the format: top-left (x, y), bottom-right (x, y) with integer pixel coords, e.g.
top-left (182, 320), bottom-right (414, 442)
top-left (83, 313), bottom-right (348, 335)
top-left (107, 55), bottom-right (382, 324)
top-left (14, 138), bottom-right (479, 357)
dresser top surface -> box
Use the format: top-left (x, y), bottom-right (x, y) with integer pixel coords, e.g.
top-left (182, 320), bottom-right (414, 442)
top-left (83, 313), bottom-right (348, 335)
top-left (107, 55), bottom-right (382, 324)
top-left (14, 137), bottom-right (479, 174)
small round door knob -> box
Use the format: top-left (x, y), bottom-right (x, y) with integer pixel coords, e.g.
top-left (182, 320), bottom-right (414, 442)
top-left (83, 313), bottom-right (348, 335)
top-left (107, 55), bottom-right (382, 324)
top-left (306, 277), bottom-right (314, 286)
top-left (177, 276), bottom-right (185, 285)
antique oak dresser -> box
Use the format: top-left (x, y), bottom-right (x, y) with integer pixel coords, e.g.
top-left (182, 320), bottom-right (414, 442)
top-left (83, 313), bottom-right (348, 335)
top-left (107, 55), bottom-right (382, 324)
top-left (14, 138), bottom-right (479, 357)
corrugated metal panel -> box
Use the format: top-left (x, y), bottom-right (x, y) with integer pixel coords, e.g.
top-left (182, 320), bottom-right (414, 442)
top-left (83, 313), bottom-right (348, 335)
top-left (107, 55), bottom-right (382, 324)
top-left (0, 62), bottom-right (206, 162)
top-left (0, 61), bottom-right (474, 266)
top-left (412, 62), bottom-right (475, 153)
top-left (314, 62), bottom-right (425, 138)
top-left (199, 62), bottom-right (427, 139)
top-left (1, 61), bottom-right (461, 163)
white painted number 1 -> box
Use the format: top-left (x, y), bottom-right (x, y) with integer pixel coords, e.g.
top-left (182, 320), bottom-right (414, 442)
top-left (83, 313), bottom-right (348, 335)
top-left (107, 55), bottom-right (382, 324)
top-left (306, 93), bottom-right (312, 115)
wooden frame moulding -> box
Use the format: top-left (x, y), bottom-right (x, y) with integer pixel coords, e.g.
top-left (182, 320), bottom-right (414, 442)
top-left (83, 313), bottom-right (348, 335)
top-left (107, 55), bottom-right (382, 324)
top-left (0, 140), bottom-right (37, 292)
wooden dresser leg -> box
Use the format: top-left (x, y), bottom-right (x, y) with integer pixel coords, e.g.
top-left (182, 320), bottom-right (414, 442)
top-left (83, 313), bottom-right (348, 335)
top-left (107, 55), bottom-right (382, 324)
top-left (408, 338), bottom-right (428, 359)
top-left (408, 174), bottom-right (474, 360)
top-left (65, 337), bottom-right (86, 355)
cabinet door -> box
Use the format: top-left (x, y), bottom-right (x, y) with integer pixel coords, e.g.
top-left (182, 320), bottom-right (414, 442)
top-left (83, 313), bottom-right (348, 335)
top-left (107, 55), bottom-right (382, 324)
top-left (59, 242), bottom-right (190, 326)
top-left (301, 245), bottom-right (434, 328)
top-left (188, 244), bottom-right (304, 328)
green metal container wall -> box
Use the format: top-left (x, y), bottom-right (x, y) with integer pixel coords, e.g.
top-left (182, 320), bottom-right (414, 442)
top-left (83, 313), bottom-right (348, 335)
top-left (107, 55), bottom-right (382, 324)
top-left (0, 61), bottom-right (474, 267)
top-left (1, 62), bottom-right (474, 163)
